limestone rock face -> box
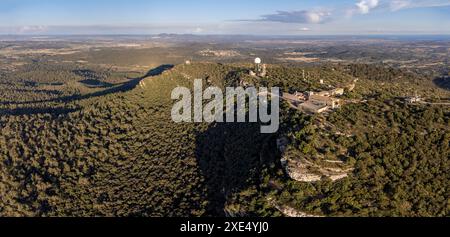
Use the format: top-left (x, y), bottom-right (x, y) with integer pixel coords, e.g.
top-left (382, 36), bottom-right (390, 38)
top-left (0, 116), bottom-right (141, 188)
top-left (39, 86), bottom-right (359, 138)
top-left (281, 157), bottom-right (322, 182)
top-left (282, 155), bottom-right (352, 183)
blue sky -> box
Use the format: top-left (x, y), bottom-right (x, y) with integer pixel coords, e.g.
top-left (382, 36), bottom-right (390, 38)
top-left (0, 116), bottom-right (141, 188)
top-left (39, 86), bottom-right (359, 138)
top-left (0, 0), bottom-right (449, 34)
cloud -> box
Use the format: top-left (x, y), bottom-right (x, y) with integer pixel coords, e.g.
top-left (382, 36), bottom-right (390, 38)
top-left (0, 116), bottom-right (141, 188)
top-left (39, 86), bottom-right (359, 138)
top-left (389, 0), bottom-right (412, 11)
top-left (345, 0), bottom-right (380, 17)
top-left (193, 27), bottom-right (204, 33)
top-left (353, 0), bottom-right (450, 14)
top-left (17, 25), bottom-right (48, 34)
top-left (255, 10), bottom-right (332, 24)
top-left (346, 0), bottom-right (450, 17)
top-left (299, 27), bottom-right (311, 31)
top-left (0, 24), bottom-right (215, 35)
top-left (388, 0), bottom-right (450, 11)
top-left (356, 0), bottom-right (380, 14)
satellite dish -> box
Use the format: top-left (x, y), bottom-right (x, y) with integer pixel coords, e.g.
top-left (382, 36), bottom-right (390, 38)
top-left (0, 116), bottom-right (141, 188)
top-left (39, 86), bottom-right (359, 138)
top-left (254, 57), bottom-right (262, 64)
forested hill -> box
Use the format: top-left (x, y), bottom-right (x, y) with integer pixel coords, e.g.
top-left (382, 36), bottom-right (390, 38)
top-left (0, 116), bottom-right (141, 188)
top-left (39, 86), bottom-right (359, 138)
top-left (0, 62), bottom-right (448, 217)
top-left (1, 64), bottom-right (202, 216)
top-left (0, 62), bottom-right (269, 216)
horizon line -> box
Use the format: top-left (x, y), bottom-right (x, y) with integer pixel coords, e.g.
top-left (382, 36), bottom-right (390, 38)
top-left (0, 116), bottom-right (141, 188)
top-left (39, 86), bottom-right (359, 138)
top-left (1, 33), bottom-right (450, 37)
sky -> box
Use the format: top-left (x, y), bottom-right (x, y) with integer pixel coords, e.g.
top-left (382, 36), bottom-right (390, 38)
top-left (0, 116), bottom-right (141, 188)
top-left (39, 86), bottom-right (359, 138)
top-left (0, 0), bottom-right (449, 35)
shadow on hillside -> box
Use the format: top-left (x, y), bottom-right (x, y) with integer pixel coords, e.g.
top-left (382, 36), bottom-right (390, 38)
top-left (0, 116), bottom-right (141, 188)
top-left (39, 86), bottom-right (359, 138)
top-left (195, 121), bottom-right (277, 216)
top-left (0, 106), bottom-right (79, 116)
top-left (12, 89), bottom-right (63, 95)
top-left (141, 64), bottom-right (174, 78)
top-left (79, 79), bottom-right (115, 88)
top-left (0, 65), bottom-right (174, 116)
top-left (433, 77), bottom-right (450, 90)
top-left (0, 64), bottom-right (174, 106)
